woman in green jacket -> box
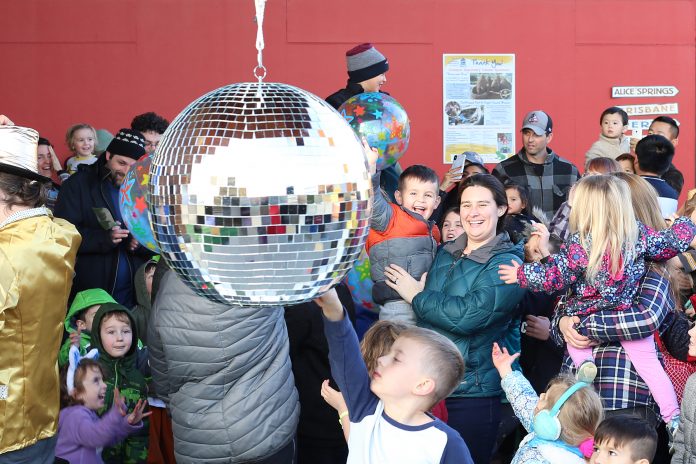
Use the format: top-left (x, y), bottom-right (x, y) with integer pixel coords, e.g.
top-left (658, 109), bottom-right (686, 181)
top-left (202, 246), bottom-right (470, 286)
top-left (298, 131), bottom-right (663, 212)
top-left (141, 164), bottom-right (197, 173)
top-left (385, 174), bottom-right (526, 464)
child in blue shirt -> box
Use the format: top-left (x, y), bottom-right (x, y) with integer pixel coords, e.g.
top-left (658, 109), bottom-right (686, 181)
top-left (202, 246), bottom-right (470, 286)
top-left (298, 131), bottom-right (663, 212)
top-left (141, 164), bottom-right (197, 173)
top-left (315, 288), bottom-right (473, 464)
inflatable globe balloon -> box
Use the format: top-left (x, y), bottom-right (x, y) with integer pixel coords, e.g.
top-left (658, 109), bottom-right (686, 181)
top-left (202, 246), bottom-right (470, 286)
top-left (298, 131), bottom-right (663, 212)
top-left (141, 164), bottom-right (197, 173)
top-left (149, 82), bottom-right (372, 307)
top-left (119, 155), bottom-right (160, 253)
top-left (338, 92), bottom-right (410, 171)
top-left (344, 248), bottom-right (377, 313)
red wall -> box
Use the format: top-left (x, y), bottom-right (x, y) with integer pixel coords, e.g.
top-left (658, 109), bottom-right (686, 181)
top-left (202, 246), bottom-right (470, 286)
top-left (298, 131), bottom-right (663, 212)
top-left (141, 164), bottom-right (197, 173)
top-left (2, 0), bottom-right (694, 194)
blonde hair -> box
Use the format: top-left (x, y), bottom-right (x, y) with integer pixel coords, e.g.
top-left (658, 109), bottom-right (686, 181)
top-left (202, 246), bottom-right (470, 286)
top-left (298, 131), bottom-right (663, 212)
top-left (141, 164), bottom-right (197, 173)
top-left (545, 374), bottom-right (604, 445)
top-left (569, 175), bottom-right (638, 282)
top-left (610, 172), bottom-right (666, 231)
top-left (398, 328), bottom-right (465, 409)
top-left (610, 172), bottom-right (682, 305)
top-left (360, 320), bottom-right (409, 376)
top-left (65, 123), bottom-right (97, 153)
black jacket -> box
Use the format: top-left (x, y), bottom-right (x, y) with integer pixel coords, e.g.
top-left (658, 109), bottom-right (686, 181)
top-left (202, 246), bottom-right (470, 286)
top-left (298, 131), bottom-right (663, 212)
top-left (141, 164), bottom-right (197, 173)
top-left (325, 81), bottom-right (366, 110)
top-left (283, 282), bottom-right (355, 451)
top-left (54, 155), bottom-right (152, 305)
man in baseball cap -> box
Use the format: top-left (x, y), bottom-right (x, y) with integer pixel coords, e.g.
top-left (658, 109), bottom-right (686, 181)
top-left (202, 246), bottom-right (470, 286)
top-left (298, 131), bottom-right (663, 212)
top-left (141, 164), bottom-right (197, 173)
top-left (55, 128), bottom-right (152, 308)
top-left (493, 110), bottom-right (579, 218)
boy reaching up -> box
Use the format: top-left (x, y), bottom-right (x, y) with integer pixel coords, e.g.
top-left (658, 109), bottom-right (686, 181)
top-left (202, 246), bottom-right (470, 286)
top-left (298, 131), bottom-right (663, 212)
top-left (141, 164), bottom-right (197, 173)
top-left (366, 143), bottom-right (441, 324)
top-left (315, 288), bottom-right (473, 463)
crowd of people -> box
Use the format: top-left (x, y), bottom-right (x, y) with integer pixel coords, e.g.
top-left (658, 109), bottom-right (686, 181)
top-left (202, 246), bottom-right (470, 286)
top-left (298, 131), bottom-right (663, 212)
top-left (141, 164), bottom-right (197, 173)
top-left (0, 41), bottom-right (695, 464)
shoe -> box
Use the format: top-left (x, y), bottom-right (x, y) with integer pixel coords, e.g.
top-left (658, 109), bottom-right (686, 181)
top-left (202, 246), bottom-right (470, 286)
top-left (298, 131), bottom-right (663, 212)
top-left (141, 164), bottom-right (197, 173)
top-left (667, 415), bottom-right (680, 454)
top-left (577, 360), bottom-right (597, 383)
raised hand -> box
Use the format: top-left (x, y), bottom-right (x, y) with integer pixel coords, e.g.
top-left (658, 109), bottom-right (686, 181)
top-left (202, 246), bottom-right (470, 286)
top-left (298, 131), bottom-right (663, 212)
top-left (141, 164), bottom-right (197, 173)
top-left (491, 342), bottom-right (520, 378)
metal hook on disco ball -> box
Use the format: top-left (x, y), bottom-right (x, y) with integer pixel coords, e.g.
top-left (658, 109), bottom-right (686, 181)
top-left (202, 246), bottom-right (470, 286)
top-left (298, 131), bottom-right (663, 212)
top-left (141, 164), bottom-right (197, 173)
top-left (253, 0), bottom-right (268, 105)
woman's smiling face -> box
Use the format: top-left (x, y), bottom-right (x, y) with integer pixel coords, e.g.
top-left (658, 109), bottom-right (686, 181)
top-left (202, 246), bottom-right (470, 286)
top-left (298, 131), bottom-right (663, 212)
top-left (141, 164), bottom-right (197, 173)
top-left (459, 185), bottom-right (506, 248)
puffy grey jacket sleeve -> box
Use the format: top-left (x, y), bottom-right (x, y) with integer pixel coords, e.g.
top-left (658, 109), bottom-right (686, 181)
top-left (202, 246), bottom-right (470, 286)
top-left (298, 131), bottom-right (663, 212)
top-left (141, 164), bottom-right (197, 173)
top-left (672, 374), bottom-right (696, 464)
top-left (149, 271), bottom-right (299, 463)
top-left (370, 170), bottom-right (393, 232)
top-left (147, 274), bottom-right (171, 405)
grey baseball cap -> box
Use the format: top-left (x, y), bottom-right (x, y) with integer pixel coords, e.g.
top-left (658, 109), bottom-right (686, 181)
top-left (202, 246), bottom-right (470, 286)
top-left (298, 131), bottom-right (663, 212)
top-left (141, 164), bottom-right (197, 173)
top-left (521, 110), bottom-right (553, 136)
top-left (462, 151), bottom-right (484, 165)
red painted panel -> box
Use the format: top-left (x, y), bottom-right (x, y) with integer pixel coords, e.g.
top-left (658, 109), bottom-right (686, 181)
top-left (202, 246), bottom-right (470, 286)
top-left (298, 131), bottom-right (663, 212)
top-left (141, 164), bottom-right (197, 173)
top-left (0, 0), bottom-right (693, 197)
top-left (576, 1), bottom-right (695, 45)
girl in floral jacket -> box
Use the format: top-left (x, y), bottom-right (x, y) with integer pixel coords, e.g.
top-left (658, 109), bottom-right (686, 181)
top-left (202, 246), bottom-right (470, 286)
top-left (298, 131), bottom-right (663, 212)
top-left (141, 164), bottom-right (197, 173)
top-left (500, 175), bottom-right (696, 433)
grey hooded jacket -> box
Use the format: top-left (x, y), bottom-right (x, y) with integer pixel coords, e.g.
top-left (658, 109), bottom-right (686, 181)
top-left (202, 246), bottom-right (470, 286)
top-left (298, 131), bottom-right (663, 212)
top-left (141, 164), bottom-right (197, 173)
top-left (148, 270), bottom-right (299, 463)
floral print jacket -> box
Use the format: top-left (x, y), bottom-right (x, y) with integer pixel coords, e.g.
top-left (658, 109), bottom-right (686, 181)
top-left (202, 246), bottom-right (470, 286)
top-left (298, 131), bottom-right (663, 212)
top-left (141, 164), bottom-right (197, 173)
top-left (517, 217), bottom-right (696, 316)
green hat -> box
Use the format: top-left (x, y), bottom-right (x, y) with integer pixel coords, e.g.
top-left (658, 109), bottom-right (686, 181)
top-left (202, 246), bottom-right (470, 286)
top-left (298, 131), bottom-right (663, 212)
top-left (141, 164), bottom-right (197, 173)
top-left (65, 288), bottom-right (117, 332)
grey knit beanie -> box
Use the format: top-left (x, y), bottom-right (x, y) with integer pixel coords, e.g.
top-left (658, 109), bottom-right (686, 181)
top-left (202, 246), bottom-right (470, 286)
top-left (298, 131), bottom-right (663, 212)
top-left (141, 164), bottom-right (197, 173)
top-left (346, 43), bottom-right (389, 84)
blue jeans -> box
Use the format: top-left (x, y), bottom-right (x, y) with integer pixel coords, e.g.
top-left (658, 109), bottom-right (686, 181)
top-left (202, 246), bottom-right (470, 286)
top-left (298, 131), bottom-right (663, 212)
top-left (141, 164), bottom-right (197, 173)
top-left (446, 396), bottom-right (501, 464)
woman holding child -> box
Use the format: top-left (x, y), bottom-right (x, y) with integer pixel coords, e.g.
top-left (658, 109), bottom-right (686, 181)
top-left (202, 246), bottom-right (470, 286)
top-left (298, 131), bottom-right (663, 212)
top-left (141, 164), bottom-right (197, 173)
top-left (386, 173), bottom-right (526, 463)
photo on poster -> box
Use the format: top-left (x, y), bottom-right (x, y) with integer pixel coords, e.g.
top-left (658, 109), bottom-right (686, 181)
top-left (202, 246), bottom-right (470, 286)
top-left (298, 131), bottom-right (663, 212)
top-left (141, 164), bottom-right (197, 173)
top-left (470, 73), bottom-right (513, 100)
top-left (446, 104), bottom-right (485, 126)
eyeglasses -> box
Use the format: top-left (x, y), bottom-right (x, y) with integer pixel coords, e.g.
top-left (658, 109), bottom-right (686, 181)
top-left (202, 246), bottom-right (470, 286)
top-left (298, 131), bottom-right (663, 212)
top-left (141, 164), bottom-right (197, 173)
top-left (145, 141), bottom-right (159, 149)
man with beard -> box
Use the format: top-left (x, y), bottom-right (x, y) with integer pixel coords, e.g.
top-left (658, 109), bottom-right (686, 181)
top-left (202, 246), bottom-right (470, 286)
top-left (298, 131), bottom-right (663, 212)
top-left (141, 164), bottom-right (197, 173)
top-left (55, 128), bottom-right (152, 307)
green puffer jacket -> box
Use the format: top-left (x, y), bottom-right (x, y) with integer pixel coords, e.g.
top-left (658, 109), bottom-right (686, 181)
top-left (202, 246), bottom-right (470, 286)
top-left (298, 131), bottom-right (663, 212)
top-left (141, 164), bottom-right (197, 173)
top-left (413, 232), bottom-right (526, 398)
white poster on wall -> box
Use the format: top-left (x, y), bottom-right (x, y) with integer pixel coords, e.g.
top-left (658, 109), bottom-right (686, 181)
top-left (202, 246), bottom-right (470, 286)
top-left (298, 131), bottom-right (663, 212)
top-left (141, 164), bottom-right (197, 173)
top-left (443, 54), bottom-right (515, 164)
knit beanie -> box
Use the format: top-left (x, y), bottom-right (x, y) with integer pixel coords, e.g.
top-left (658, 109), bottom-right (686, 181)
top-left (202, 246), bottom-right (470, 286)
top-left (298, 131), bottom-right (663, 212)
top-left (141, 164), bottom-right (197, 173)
top-left (346, 43), bottom-right (389, 84)
top-left (106, 128), bottom-right (146, 160)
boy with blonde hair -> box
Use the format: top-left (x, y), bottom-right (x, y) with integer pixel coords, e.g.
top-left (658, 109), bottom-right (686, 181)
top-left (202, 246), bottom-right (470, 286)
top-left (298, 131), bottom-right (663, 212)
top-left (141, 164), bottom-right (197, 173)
top-left (315, 288), bottom-right (473, 463)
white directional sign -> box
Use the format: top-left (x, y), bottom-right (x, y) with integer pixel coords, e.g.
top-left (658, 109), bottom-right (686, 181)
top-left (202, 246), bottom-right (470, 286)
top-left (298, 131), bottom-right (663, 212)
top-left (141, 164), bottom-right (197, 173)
top-left (612, 86), bottom-right (679, 98)
top-left (618, 103), bottom-right (678, 116)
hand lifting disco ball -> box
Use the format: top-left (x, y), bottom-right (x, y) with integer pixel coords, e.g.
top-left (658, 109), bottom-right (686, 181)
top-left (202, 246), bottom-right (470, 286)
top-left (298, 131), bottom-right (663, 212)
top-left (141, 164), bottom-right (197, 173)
top-left (119, 155), bottom-right (160, 253)
top-left (149, 82), bottom-right (373, 306)
top-left (338, 92), bottom-right (410, 171)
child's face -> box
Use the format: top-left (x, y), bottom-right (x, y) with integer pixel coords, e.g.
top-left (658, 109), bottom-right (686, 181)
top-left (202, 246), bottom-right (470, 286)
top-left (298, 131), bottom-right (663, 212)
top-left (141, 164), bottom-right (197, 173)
top-left (505, 188), bottom-right (524, 215)
top-left (371, 337), bottom-right (431, 401)
top-left (591, 439), bottom-right (644, 464)
top-left (76, 366), bottom-right (107, 411)
top-left (76, 305), bottom-right (100, 333)
top-left (442, 211), bottom-right (464, 242)
top-left (600, 113), bottom-right (626, 139)
top-left (394, 178), bottom-right (440, 220)
top-left (71, 128), bottom-right (96, 157)
top-left (618, 159), bottom-right (635, 174)
top-left (99, 315), bottom-right (133, 358)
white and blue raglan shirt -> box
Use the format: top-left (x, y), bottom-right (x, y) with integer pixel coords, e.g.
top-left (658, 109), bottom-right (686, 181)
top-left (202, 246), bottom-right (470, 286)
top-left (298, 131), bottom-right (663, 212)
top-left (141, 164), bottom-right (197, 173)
top-left (323, 312), bottom-right (474, 464)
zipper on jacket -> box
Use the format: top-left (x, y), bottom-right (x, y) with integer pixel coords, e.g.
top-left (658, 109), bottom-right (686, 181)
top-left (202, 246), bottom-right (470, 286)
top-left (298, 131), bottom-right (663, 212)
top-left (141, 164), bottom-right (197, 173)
top-left (100, 178), bottom-right (122, 295)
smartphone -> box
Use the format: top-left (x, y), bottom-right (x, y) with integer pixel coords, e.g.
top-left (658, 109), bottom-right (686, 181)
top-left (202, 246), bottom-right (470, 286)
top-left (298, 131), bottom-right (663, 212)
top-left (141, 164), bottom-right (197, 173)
top-left (451, 153), bottom-right (466, 174)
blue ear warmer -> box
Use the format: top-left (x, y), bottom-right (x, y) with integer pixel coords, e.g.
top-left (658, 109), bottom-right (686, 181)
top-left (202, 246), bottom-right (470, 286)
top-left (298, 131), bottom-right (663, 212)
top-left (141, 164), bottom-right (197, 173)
top-left (66, 345), bottom-right (99, 395)
top-left (532, 381), bottom-right (589, 440)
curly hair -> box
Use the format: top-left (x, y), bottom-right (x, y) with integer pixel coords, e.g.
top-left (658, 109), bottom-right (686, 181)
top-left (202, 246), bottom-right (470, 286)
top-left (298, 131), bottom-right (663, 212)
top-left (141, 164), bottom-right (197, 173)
top-left (130, 112), bottom-right (169, 134)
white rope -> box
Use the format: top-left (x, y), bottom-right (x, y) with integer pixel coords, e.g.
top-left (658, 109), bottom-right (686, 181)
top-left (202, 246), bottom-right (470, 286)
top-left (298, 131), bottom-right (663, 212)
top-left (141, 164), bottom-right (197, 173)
top-left (254, 0), bottom-right (267, 82)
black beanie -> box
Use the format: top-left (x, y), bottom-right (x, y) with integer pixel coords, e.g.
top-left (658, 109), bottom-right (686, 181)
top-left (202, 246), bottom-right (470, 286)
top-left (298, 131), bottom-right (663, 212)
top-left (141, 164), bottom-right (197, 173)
top-left (106, 128), bottom-right (146, 160)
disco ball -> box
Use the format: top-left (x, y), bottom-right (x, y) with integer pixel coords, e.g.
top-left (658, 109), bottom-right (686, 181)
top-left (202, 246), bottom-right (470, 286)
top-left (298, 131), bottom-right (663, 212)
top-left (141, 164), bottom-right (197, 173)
top-left (338, 92), bottom-right (410, 171)
top-left (119, 155), bottom-right (160, 253)
top-left (149, 82), bottom-right (372, 306)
